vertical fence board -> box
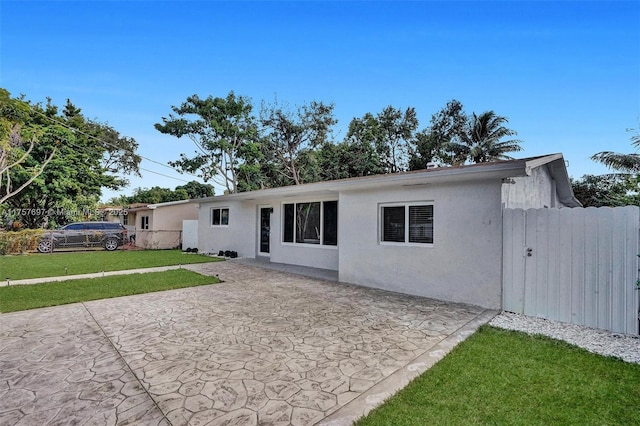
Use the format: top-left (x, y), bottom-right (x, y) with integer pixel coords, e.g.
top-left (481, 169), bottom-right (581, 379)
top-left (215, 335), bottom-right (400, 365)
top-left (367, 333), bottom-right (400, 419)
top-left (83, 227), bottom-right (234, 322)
top-left (503, 206), bottom-right (640, 335)
top-left (569, 208), bottom-right (586, 326)
top-left (523, 209), bottom-right (539, 317)
top-left (583, 208), bottom-right (600, 330)
top-left (558, 208), bottom-right (574, 323)
top-left (547, 209), bottom-right (561, 321)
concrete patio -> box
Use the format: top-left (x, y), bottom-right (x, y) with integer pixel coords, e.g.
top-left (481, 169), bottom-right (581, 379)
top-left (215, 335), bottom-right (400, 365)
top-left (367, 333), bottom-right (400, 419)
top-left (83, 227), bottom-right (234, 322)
top-left (0, 261), bottom-right (496, 425)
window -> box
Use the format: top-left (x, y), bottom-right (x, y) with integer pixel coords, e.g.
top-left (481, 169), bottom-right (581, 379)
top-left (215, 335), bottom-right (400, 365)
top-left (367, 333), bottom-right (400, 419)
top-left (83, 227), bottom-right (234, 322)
top-left (381, 203), bottom-right (433, 244)
top-left (282, 201), bottom-right (337, 246)
top-left (211, 208), bottom-right (229, 226)
top-left (296, 202), bottom-right (320, 244)
top-left (141, 216), bottom-right (150, 230)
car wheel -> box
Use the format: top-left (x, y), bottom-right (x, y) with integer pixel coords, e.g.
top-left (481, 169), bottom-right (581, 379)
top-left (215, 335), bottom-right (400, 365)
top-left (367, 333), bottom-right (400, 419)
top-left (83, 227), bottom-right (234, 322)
top-left (103, 237), bottom-right (119, 251)
top-left (37, 239), bottom-right (53, 253)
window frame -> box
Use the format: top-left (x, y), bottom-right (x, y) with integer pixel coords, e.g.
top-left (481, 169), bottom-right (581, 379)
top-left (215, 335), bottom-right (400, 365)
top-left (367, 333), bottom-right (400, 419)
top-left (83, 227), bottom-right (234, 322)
top-left (282, 200), bottom-right (338, 247)
top-left (140, 215), bottom-right (150, 230)
top-left (211, 207), bottom-right (230, 227)
top-left (379, 202), bottom-right (434, 246)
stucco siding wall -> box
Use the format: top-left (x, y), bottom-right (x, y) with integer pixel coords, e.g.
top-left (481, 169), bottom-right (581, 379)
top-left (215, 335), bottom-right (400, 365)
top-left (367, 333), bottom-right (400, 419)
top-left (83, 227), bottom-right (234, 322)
top-left (502, 165), bottom-right (559, 209)
top-left (339, 180), bottom-right (504, 309)
top-left (198, 201), bottom-right (256, 257)
top-left (152, 203), bottom-right (198, 231)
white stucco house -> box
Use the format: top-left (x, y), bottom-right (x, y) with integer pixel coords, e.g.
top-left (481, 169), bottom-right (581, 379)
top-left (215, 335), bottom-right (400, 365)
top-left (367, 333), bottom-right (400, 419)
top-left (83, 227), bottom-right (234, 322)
top-left (195, 154), bottom-right (581, 310)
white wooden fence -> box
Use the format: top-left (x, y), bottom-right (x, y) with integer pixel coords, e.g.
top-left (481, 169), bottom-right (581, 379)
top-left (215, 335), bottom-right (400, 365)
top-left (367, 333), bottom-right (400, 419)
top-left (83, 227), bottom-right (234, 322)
top-left (503, 207), bottom-right (640, 335)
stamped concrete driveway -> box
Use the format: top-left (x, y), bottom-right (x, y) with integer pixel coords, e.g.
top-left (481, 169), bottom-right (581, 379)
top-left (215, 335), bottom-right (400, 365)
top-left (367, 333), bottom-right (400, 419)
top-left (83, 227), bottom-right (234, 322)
top-left (0, 261), bottom-right (495, 426)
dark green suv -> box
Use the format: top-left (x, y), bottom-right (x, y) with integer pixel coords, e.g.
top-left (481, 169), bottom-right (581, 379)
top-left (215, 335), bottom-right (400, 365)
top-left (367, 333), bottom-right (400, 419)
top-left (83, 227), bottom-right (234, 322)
top-left (37, 222), bottom-right (128, 253)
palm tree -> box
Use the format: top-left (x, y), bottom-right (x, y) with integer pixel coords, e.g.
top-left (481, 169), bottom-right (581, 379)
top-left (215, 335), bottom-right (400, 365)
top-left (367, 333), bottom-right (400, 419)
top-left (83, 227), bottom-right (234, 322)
top-left (448, 111), bottom-right (523, 164)
top-left (591, 125), bottom-right (640, 173)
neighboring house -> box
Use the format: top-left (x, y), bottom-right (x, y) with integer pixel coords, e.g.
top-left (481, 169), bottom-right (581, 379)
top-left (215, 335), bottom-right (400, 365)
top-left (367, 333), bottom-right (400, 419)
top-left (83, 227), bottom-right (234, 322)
top-left (99, 203), bottom-right (149, 240)
top-left (132, 200), bottom-right (199, 249)
top-left (195, 154), bottom-right (581, 309)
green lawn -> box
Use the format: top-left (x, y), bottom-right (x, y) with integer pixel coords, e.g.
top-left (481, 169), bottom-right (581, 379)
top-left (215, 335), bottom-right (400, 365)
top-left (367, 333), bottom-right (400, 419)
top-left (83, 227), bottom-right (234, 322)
top-left (356, 326), bottom-right (640, 426)
top-left (0, 250), bottom-right (221, 280)
top-left (0, 269), bottom-right (219, 312)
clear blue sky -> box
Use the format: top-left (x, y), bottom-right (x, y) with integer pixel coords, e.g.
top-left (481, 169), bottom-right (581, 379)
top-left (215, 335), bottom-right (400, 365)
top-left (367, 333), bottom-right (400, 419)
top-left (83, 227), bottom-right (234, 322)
top-left (1, 1), bottom-right (639, 201)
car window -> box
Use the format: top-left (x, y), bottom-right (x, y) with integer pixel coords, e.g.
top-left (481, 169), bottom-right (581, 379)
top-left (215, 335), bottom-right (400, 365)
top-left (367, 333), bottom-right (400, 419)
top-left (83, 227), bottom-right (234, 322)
top-left (64, 224), bottom-right (86, 231)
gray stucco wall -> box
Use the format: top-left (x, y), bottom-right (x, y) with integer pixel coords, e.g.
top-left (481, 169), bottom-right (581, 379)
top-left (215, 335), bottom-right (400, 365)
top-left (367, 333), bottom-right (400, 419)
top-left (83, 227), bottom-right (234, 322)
top-left (502, 165), bottom-right (560, 209)
top-left (338, 180), bottom-right (504, 309)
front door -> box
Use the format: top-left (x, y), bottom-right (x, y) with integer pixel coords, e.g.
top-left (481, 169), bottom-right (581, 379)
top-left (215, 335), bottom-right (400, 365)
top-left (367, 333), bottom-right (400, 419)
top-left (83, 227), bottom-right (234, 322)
top-left (259, 207), bottom-right (271, 255)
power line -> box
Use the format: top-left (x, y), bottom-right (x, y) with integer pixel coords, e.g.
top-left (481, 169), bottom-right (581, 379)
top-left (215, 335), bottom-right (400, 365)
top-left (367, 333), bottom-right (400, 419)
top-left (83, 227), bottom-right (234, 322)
top-left (31, 108), bottom-right (202, 180)
top-left (139, 167), bottom-right (192, 183)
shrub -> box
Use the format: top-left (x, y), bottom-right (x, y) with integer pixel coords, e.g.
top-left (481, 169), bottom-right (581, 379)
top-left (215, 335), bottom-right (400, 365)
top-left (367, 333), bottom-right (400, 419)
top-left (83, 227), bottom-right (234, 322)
top-left (0, 229), bottom-right (45, 255)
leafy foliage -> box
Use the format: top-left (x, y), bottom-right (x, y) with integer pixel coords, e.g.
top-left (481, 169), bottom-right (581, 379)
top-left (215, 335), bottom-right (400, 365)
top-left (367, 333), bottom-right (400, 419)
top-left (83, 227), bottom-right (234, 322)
top-left (155, 92), bottom-right (259, 194)
top-left (158, 93), bottom-right (524, 191)
top-left (571, 174), bottom-right (640, 207)
top-left (0, 229), bottom-right (44, 255)
top-left (345, 106), bottom-right (418, 173)
top-left (591, 124), bottom-right (640, 173)
top-left (0, 89), bottom-right (59, 204)
top-left (1, 90), bottom-right (141, 228)
top-left (459, 111), bottom-right (523, 164)
top-left (259, 99), bottom-right (337, 185)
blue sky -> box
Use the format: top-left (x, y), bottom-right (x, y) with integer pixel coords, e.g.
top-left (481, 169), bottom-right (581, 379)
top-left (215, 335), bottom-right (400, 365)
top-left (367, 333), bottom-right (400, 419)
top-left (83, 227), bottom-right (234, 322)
top-left (1, 1), bottom-right (639, 201)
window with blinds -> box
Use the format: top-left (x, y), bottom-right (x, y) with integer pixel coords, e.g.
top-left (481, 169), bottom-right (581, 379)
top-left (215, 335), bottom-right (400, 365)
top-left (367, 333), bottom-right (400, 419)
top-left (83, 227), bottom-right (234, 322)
top-left (381, 203), bottom-right (434, 244)
top-left (382, 206), bottom-right (405, 242)
top-left (409, 205), bottom-right (433, 243)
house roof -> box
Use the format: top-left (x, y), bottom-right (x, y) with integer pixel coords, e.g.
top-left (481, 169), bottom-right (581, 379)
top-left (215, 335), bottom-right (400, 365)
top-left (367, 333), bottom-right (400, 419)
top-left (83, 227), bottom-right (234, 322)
top-left (194, 153), bottom-right (581, 207)
top-left (147, 199), bottom-right (196, 209)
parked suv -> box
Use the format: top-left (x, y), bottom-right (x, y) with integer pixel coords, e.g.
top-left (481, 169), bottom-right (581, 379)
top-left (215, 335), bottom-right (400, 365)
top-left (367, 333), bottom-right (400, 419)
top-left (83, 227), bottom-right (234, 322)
top-left (37, 222), bottom-right (128, 253)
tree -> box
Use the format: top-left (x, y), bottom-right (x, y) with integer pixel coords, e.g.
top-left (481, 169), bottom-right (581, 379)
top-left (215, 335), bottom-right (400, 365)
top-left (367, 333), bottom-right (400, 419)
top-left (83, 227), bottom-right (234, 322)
top-left (591, 125), bottom-right (640, 173)
top-left (421, 99), bottom-right (468, 166)
top-left (409, 101), bottom-right (523, 169)
top-left (260, 99), bottom-right (337, 185)
top-left (0, 89), bottom-right (58, 203)
top-left (127, 186), bottom-right (188, 204)
top-left (345, 106), bottom-right (418, 173)
top-left (2, 94), bottom-right (141, 228)
top-left (448, 111), bottom-right (523, 165)
top-left (175, 180), bottom-right (215, 199)
top-left (572, 174), bottom-right (640, 207)
top-left (155, 92), bottom-right (259, 194)
top-left (316, 139), bottom-right (384, 180)
top-left (408, 130), bottom-right (445, 170)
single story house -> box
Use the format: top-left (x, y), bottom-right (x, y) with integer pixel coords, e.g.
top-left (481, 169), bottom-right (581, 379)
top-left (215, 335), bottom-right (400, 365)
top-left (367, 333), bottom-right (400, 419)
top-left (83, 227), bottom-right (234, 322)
top-left (100, 203), bottom-right (149, 236)
top-left (195, 154), bottom-right (581, 309)
top-left (131, 200), bottom-right (199, 249)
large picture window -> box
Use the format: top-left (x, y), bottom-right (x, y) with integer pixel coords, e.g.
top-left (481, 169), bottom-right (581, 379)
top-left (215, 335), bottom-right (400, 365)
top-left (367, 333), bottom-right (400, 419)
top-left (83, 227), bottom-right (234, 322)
top-left (381, 203), bottom-right (433, 244)
top-left (282, 201), bottom-right (337, 246)
top-left (211, 208), bottom-right (229, 226)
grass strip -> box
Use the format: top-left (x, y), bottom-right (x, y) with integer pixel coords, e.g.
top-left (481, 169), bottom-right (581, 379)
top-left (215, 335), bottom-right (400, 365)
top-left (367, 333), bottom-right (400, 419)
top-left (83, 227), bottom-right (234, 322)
top-left (0, 249), bottom-right (221, 280)
top-left (0, 269), bottom-right (219, 313)
top-left (356, 325), bottom-right (640, 426)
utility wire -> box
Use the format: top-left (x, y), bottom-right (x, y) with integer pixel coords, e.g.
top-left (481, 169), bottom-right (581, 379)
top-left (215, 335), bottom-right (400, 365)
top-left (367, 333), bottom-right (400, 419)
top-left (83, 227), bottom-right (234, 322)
top-left (31, 108), bottom-right (202, 180)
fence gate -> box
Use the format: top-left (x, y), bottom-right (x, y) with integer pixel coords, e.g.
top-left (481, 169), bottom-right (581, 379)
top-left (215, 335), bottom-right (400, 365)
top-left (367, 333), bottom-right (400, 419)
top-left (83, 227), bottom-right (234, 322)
top-left (503, 207), bottom-right (640, 335)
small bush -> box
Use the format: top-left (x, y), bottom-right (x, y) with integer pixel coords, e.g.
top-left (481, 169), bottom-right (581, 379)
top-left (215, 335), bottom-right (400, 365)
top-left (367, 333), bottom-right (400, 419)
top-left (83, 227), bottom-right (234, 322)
top-left (0, 229), bottom-right (44, 255)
